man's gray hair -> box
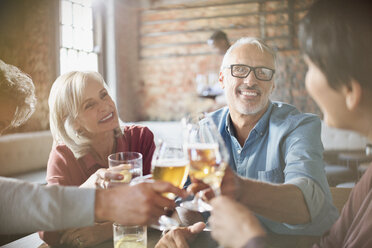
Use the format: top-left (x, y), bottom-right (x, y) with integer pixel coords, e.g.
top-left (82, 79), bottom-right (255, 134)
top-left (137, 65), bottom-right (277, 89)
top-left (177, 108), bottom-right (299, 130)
top-left (0, 59), bottom-right (36, 128)
top-left (221, 37), bottom-right (276, 71)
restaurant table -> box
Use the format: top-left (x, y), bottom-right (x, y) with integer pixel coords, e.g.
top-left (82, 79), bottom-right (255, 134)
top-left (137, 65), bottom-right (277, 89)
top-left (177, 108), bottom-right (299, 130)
top-left (2, 228), bottom-right (321, 248)
top-left (1, 228), bottom-right (219, 248)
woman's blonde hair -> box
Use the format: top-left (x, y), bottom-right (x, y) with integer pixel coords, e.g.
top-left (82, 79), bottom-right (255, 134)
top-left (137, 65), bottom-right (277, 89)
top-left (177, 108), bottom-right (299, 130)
top-left (49, 71), bottom-right (121, 158)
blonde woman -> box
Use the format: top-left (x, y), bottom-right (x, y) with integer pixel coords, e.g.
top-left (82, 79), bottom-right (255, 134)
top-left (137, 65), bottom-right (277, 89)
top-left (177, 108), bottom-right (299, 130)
top-left (40, 71), bottom-right (156, 247)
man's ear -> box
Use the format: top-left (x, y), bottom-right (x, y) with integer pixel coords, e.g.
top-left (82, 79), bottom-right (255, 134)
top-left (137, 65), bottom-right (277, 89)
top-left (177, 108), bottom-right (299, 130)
top-left (219, 71), bottom-right (225, 89)
top-left (344, 79), bottom-right (362, 110)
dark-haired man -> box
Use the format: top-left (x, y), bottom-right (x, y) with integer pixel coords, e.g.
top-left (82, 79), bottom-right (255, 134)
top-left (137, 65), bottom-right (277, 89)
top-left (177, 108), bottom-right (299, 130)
top-left (208, 30), bottom-right (230, 55)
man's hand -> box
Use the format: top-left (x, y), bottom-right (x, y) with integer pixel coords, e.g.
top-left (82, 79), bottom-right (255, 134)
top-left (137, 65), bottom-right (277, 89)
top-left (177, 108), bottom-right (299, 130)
top-left (95, 181), bottom-right (187, 225)
top-left (209, 196), bottom-right (266, 248)
top-left (220, 166), bottom-right (243, 200)
top-left (155, 222), bottom-right (206, 248)
top-left (187, 166), bottom-right (243, 201)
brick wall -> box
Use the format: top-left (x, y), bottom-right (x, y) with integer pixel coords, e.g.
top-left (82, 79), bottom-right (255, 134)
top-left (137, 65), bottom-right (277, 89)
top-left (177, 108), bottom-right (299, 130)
top-left (136, 0), bottom-right (321, 121)
top-left (0, 0), bottom-right (321, 131)
top-left (0, 0), bottom-right (58, 133)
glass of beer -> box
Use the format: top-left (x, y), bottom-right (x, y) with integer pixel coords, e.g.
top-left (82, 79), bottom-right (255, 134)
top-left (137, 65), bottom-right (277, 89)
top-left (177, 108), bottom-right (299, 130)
top-left (181, 113), bottom-right (229, 212)
top-left (151, 141), bottom-right (189, 230)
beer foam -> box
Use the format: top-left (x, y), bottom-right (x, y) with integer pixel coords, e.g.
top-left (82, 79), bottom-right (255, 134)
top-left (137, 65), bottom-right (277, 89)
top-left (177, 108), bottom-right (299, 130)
top-left (154, 159), bottom-right (189, 167)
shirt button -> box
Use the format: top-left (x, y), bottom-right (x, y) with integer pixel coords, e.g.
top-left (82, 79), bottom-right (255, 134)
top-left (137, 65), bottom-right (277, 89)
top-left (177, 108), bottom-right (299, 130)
top-left (237, 149), bottom-right (241, 154)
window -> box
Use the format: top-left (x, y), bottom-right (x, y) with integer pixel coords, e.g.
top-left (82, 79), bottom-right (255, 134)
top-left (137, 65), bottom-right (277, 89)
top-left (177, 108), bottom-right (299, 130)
top-left (59, 0), bottom-right (98, 75)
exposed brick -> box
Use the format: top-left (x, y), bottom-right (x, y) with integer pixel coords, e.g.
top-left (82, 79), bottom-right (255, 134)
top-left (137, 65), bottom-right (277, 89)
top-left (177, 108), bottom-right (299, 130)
top-left (294, 0), bottom-right (314, 9)
top-left (263, 0), bottom-right (288, 12)
top-left (141, 3), bottom-right (260, 22)
top-left (141, 15), bottom-right (259, 34)
top-left (264, 13), bottom-right (289, 25)
top-left (136, 0), bottom-right (316, 121)
top-left (265, 25), bottom-right (289, 37)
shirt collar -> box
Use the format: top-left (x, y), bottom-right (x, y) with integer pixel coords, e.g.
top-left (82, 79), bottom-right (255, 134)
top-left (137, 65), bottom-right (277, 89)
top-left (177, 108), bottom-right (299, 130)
top-left (253, 101), bottom-right (273, 136)
top-left (225, 101), bottom-right (273, 137)
top-left (225, 113), bottom-right (234, 136)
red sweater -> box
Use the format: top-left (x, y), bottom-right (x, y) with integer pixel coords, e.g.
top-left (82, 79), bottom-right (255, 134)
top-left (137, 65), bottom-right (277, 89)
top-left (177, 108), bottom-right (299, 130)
top-left (39, 125), bottom-right (155, 245)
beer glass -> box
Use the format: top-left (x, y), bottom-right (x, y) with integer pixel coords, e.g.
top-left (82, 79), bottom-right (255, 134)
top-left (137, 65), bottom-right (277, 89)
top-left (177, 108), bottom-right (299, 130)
top-left (152, 141), bottom-right (189, 230)
top-left (181, 114), bottom-right (229, 212)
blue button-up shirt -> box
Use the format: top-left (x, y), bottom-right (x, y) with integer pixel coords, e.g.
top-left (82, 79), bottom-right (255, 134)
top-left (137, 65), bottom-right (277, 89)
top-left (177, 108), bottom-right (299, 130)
top-left (209, 101), bottom-right (338, 235)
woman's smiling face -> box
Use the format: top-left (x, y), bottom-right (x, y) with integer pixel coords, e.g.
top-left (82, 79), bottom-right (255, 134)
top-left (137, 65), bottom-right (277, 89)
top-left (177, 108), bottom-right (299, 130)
top-left (74, 76), bottom-right (119, 135)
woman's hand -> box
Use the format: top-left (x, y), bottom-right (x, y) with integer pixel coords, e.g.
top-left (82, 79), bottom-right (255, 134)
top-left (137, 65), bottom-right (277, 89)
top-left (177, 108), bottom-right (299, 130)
top-left (209, 196), bottom-right (266, 248)
top-left (96, 181), bottom-right (188, 225)
top-left (155, 222), bottom-right (205, 248)
top-left (59, 222), bottom-right (112, 247)
top-left (80, 168), bottom-right (126, 189)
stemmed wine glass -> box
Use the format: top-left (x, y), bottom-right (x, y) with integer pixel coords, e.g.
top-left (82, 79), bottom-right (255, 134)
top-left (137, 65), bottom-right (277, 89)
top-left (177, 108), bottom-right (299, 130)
top-left (151, 141), bottom-right (190, 230)
top-left (180, 113), bottom-right (229, 212)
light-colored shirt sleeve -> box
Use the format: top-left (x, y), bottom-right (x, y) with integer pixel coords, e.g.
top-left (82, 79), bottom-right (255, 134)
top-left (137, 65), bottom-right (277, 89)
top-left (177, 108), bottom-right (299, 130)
top-left (0, 177), bottom-right (95, 234)
top-left (283, 177), bottom-right (330, 229)
top-left (210, 103), bottom-right (339, 235)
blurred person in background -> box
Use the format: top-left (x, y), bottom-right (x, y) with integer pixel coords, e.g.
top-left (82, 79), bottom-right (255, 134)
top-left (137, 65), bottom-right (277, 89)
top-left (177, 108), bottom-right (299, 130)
top-left (208, 30), bottom-right (230, 55)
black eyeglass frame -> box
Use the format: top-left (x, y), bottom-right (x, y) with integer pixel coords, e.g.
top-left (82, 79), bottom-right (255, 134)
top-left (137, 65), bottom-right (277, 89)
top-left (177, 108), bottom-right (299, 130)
top-left (224, 64), bottom-right (275, 81)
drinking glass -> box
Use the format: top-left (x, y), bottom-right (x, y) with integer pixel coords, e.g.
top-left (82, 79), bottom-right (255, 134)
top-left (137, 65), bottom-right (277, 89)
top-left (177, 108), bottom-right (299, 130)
top-left (181, 113), bottom-right (229, 212)
top-left (113, 223), bottom-right (147, 248)
top-left (108, 152), bottom-right (143, 183)
top-left (109, 152), bottom-right (145, 247)
top-left (151, 141), bottom-right (190, 230)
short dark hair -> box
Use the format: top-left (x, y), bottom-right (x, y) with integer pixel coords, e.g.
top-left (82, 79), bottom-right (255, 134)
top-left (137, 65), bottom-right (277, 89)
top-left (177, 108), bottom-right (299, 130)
top-left (299, 0), bottom-right (372, 91)
top-left (209, 30), bottom-right (228, 42)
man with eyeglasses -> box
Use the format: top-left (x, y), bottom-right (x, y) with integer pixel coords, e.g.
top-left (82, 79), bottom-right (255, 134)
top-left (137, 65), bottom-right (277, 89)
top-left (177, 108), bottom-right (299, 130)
top-left (156, 38), bottom-right (338, 247)
top-left (204, 37), bottom-right (338, 236)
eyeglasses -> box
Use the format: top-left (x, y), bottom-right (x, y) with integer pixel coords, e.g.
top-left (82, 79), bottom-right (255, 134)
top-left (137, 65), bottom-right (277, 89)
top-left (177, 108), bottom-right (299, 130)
top-left (224, 64), bottom-right (275, 81)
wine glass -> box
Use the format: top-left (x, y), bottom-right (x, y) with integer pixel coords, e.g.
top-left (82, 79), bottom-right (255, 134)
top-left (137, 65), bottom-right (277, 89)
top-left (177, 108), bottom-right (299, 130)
top-left (180, 113), bottom-right (229, 212)
top-left (151, 141), bottom-right (190, 230)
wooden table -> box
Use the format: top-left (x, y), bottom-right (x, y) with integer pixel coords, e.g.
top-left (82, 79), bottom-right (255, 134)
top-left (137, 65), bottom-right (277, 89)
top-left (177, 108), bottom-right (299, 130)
top-left (1, 229), bottom-right (322, 248)
top-left (1, 228), bottom-right (219, 248)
